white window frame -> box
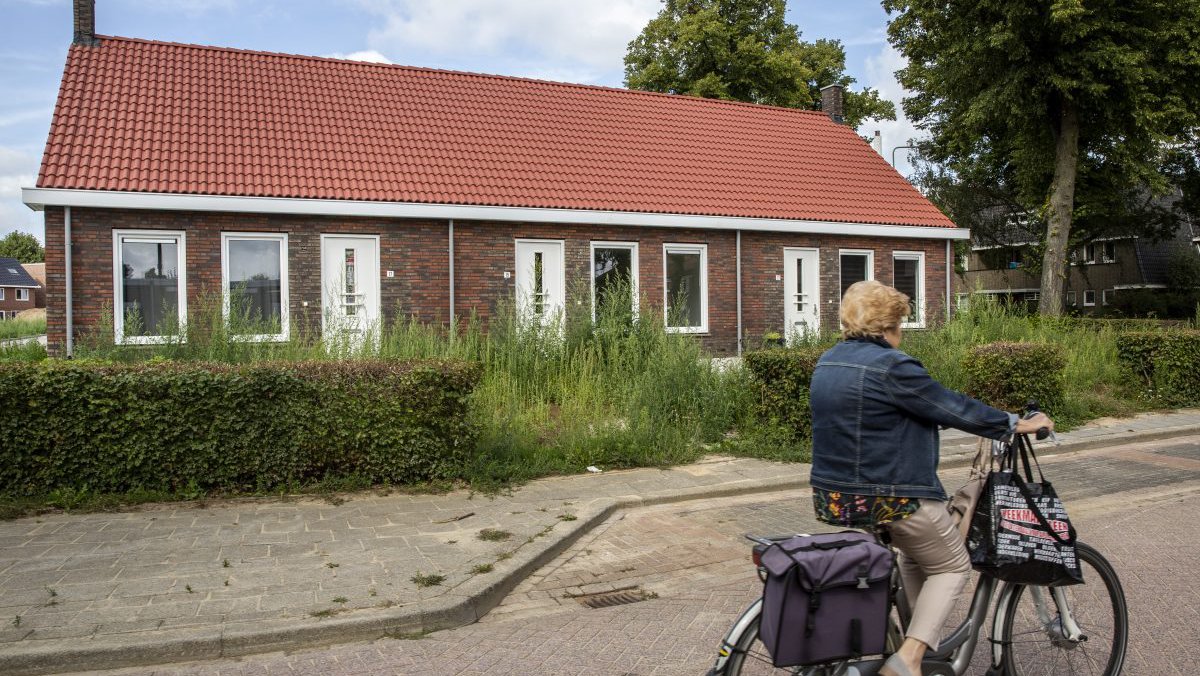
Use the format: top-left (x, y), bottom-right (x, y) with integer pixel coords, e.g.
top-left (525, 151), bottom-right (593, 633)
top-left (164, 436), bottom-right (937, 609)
top-left (112, 230), bottom-right (188, 345)
top-left (1082, 243), bottom-right (1096, 264)
top-left (1067, 291), bottom-right (1077, 306)
top-left (1083, 290), bottom-right (1096, 307)
top-left (221, 232), bottom-right (290, 342)
top-left (839, 249), bottom-right (875, 297)
top-left (589, 241), bottom-right (639, 322)
top-left (892, 251), bottom-right (925, 329)
top-left (0, 288), bottom-right (4, 301)
top-left (1102, 289), bottom-right (1113, 306)
top-left (663, 243), bottom-right (708, 334)
top-left (1101, 241), bottom-right (1117, 263)
top-left (15, 288), bottom-right (29, 301)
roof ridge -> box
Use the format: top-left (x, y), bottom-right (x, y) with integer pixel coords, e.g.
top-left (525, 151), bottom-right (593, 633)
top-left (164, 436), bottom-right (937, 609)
top-left (91, 35), bottom-right (832, 118)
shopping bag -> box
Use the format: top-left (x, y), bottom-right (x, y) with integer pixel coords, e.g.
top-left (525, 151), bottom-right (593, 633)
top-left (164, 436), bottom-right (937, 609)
top-left (948, 439), bottom-right (993, 540)
top-left (968, 435), bottom-right (1083, 586)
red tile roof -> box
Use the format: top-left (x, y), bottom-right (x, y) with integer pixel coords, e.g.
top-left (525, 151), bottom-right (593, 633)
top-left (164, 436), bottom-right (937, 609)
top-left (37, 36), bottom-right (955, 228)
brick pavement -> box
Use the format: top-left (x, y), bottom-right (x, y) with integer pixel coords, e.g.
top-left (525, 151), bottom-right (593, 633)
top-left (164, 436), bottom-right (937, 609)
top-left (69, 435), bottom-right (1200, 675)
top-left (2, 411), bottom-right (1199, 674)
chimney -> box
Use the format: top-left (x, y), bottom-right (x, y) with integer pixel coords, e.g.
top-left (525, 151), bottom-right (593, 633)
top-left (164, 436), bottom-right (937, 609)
top-left (73, 0), bottom-right (97, 46)
top-left (820, 84), bottom-right (845, 124)
top-left (871, 130), bottom-right (883, 156)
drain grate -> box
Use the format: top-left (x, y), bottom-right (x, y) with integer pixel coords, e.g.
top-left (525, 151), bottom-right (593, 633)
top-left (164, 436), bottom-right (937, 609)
top-left (573, 587), bottom-right (657, 609)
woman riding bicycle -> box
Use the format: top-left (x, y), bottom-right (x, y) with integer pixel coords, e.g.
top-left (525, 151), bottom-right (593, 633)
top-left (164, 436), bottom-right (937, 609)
top-left (809, 281), bottom-right (1053, 676)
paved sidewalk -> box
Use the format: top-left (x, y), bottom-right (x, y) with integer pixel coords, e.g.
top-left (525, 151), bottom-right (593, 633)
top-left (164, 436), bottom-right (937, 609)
top-left (2, 408), bottom-right (1199, 674)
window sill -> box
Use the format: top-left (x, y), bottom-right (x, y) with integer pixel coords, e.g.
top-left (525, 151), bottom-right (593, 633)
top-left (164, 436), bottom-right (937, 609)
top-left (666, 327), bottom-right (710, 335)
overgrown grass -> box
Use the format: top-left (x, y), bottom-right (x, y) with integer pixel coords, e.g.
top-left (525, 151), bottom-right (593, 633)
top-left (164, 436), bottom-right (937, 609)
top-left (0, 339), bottom-right (46, 362)
top-left (0, 316), bottom-right (45, 341)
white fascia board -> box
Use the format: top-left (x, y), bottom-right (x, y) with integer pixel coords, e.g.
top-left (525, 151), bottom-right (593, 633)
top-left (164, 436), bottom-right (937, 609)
top-left (22, 188), bottom-right (971, 241)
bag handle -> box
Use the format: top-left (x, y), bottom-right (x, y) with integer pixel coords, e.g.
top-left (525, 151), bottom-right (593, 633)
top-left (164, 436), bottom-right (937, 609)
top-left (1009, 471), bottom-right (1076, 545)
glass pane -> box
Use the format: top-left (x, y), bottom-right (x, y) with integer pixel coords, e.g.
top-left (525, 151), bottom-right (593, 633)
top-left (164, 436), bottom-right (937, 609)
top-left (593, 247), bottom-right (633, 319)
top-left (121, 240), bottom-right (180, 337)
top-left (840, 254), bottom-right (867, 296)
top-left (533, 251), bottom-right (544, 315)
top-left (894, 258), bottom-right (919, 320)
top-left (666, 251), bottom-right (702, 328)
top-left (344, 249), bottom-right (357, 316)
top-left (227, 239), bottom-right (282, 332)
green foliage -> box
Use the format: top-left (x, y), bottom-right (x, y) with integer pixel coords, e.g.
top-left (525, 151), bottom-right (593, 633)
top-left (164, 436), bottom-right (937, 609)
top-left (1166, 246), bottom-right (1200, 291)
top-left (962, 342), bottom-right (1067, 415)
top-left (743, 347), bottom-right (824, 440)
top-left (0, 359), bottom-right (480, 496)
top-left (887, 0), bottom-right (1200, 311)
top-left (0, 316), bottom-right (46, 341)
top-left (1116, 330), bottom-right (1200, 405)
top-left (1104, 288), bottom-right (1200, 320)
top-left (0, 231), bottom-right (43, 263)
top-left (624, 0), bottom-right (895, 129)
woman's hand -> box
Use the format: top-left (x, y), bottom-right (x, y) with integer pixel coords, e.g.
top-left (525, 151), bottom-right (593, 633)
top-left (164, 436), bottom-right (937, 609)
top-left (1014, 412), bottom-right (1054, 435)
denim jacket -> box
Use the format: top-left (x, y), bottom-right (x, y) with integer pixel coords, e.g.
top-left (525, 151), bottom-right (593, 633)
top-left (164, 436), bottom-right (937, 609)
top-left (809, 337), bottom-right (1016, 501)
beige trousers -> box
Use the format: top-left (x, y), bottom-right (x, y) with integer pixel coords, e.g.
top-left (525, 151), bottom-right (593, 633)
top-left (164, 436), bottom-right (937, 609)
top-left (884, 499), bottom-right (971, 650)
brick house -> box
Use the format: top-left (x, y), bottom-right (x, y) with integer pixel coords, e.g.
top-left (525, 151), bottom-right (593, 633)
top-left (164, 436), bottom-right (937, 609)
top-left (23, 1), bottom-right (967, 356)
top-left (955, 214), bottom-right (1199, 312)
top-left (0, 258), bottom-right (41, 320)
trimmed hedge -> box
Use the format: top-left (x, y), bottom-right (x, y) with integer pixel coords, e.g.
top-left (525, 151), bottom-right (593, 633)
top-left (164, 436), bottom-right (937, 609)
top-left (0, 359), bottom-right (481, 496)
top-left (963, 342), bottom-right (1067, 414)
top-left (743, 348), bottom-right (824, 440)
top-left (1116, 331), bottom-right (1200, 405)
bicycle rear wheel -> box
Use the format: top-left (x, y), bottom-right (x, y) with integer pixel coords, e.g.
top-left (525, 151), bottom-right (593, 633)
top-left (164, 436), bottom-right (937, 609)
top-left (1000, 541), bottom-right (1128, 676)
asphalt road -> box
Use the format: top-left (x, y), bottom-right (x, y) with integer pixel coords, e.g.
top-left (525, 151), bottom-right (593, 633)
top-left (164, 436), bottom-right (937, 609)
top-left (74, 437), bottom-right (1200, 676)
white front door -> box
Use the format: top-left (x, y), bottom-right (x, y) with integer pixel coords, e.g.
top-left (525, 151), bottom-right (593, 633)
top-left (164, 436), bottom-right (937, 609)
top-left (783, 248), bottom-right (820, 340)
top-left (515, 240), bottom-right (565, 326)
top-left (321, 235), bottom-right (381, 345)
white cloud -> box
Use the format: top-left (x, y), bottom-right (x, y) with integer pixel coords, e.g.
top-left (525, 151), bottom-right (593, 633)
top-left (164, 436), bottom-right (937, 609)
top-left (862, 43), bottom-right (926, 177)
top-left (0, 146), bottom-right (43, 242)
top-left (323, 50), bottom-right (392, 64)
top-left (352, 0), bottom-right (659, 84)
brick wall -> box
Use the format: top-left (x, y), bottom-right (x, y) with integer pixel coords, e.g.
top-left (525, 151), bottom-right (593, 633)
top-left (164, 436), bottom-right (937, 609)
top-left (44, 207), bottom-right (952, 355)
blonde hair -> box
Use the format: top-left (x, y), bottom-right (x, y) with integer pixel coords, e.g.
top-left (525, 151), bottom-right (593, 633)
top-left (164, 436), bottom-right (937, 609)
top-left (840, 280), bottom-right (910, 339)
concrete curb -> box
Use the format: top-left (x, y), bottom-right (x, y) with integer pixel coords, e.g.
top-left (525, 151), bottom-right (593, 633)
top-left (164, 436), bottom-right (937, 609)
top-left (4, 423), bottom-right (1199, 675)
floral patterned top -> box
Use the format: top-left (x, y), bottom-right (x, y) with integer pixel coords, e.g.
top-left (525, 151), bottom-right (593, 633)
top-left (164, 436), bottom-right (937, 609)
top-left (813, 487), bottom-right (919, 528)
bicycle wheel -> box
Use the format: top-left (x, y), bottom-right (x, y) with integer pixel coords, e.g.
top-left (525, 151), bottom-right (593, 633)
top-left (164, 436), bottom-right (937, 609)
top-left (719, 614), bottom-right (904, 675)
top-left (1000, 541), bottom-right (1128, 676)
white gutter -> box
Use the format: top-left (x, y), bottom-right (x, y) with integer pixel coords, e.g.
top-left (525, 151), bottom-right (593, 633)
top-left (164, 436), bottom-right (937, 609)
top-left (945, 240), bottom-right (952, 323)
top-left (23, 188), bottom-right (971, 241)
top-left (64, 206), bottom-right (74, 358)
top-left (448, 219), bottom-right (455, 327)
top-left (735, 230), bottom-right (742, 356)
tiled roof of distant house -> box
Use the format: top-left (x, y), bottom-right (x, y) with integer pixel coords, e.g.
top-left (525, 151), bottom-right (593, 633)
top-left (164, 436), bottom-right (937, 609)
top-left (0, 258), bottom-right (40, 287)
top-left (36, 36), bottom-right (955, 229)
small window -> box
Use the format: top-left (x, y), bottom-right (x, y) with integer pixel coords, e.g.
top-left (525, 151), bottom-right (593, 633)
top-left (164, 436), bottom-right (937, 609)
top-left (1082, 243), bottom-right (1097, 264)
top-left (839, 249), bottom-right (875, 297)
top-left (16, 288), bottom-right (29, 301)
top-left (1083, 290), bottom-right (1096, 307)
top-left (1067, 291), bottom-right (1077, 306)
top-left (113, 230), bottom-right (187, 344)
top-left (1102, 242), bottom-right (1117, 263)
top-left (663, 244), bottom-right (708, 333)
top-left (1102, 289), bottom-right (1113, 306)
top-left (222, 233), bottom-right (289, 341)
top-left (892, 252), bottom-right (925, 328)
top-left (591, 242), bottom-right (638, 322)
top-left (0, 288), bottom-right (4, 301)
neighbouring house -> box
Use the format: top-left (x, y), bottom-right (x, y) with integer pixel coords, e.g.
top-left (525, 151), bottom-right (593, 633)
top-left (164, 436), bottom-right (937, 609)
top-left (955, 212), bottom-right (1199, 313)
top-left (23, 0), bottom-right (968, 357)
top-left (0, 258), bottom-right (41, 320)
top-left (21, 263), bottom-right (47, 311)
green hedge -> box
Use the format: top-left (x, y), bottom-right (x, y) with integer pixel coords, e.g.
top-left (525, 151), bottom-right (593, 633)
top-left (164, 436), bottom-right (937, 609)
top-left (1116, 331), bottom-right (1200, 405)
top-left (0, 359), bottom-right (481, 496)
top-left (963, 342), bottom-right (1067, 414)
top-left (743, 348), bottom-right (824, 440)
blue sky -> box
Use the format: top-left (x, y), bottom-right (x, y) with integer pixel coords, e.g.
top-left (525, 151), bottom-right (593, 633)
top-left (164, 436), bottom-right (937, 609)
top-left (0, 0), bottom-right (920, 241)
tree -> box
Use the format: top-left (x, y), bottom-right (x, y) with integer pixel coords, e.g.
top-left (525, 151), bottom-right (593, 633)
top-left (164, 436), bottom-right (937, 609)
top-left (885, 0), bottom-right (1200, 315)
top-left (624, 0), bottom-right (896, 129)
top-left (0, 231), bottom-right (44, 263)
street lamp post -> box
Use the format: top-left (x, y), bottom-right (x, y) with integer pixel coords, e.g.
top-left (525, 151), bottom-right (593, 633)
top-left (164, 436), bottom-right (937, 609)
top-left (891, 144), bottom-right (918, 169)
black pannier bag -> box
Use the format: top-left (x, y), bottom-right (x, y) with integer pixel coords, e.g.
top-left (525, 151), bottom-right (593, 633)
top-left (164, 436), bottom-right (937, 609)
top-left (758, 531), bottom-right (894, 667)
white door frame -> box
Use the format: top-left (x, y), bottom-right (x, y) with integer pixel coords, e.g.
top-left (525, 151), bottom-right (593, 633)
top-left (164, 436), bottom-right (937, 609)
top-left (514, 238), bottom-right (566, 325)
top-left (319, 233), bottom-right (382, 337)
top-left (783, 247), bottom-right (820, 340)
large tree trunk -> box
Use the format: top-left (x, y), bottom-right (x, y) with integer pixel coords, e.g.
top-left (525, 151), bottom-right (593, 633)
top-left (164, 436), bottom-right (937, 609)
top-left (1038, 101), bottom-right (1080, 316)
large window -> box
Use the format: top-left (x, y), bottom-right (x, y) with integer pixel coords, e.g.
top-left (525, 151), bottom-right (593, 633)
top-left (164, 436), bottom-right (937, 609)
top-left (222, 233), bottom-right (288, 341)
top-left (663, 243), bottom-right (708, 333)
top-left (113, 230), bottom-right (187, 344)
top-left (892, 251), bottom-right (925, 328)
top-left (591, 242), bottom-right (638, 322)
top-left (839, 249), bottom-right (874, 297)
